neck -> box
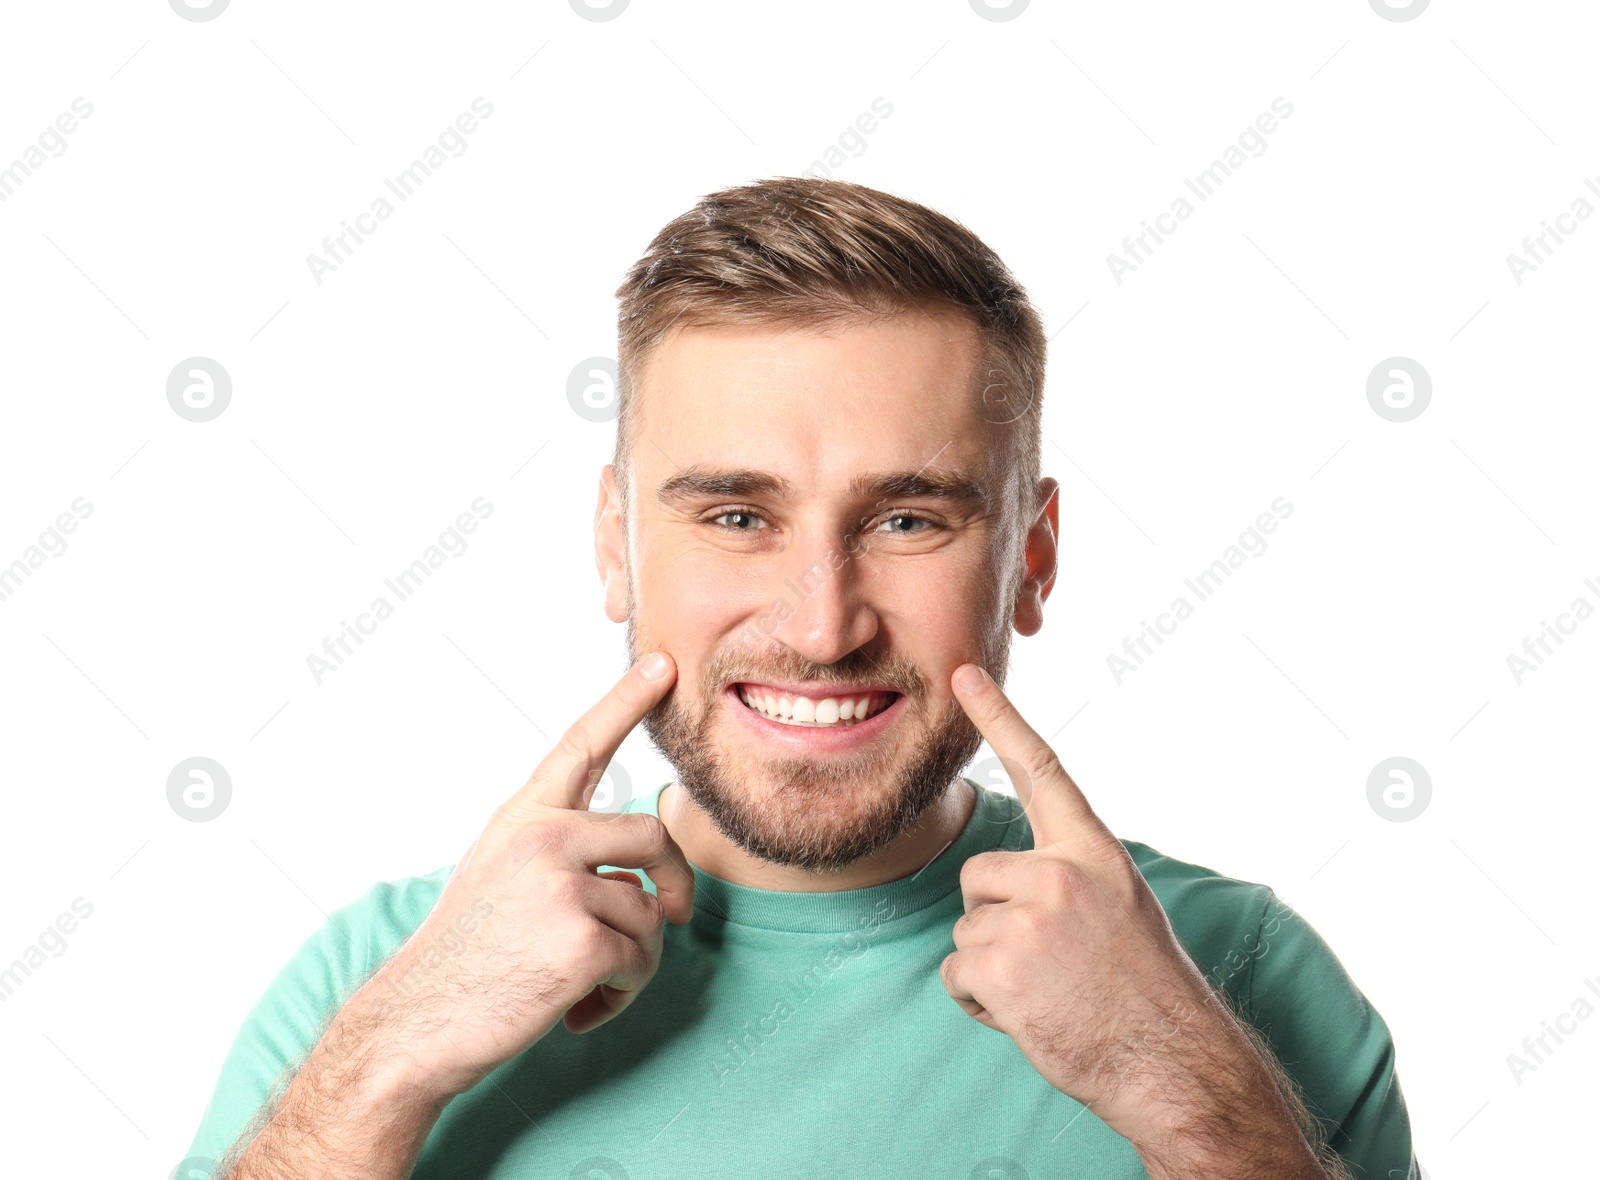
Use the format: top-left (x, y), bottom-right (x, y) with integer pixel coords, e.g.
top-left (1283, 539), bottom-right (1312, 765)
top-left (657, 775), bottom-right (977, 892)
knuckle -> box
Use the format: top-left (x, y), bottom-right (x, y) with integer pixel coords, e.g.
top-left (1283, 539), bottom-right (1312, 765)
top-left (1012, 903), bottom-right (1051, 940)
top-left (504, 821), bottom-right (561, 870)
top-left (568, 918), bottom-right (615, 970)
top-left (624, 936), bottom-right (654, 979)
top-left (1022, 745), bottom-right (1066, 793)
top-left (1039, 857), bottom-right (1083, 898)
top-left (635, 885), bottom-right (666, 928)
top-left (627, 812), bottom-right (668, 854)
top-left (555, 724), bottom-right (597, 771)
top-left (958, 850), bottom-right (997, 891)
top-left (544, 870), bottom-right (590, 914)
top-left (987, 948), bottom-right (1026, 998)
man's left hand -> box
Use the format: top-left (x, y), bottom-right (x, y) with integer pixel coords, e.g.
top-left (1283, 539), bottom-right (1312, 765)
top-left (941, 662), bottom-right (1324, 1175)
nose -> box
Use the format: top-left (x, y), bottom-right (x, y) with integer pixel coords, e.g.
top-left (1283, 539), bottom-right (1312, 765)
top-left (761, 527), bottom-right (880, 668)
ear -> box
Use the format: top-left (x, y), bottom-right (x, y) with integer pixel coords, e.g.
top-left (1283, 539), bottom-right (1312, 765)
top-left (595, 464), bottom-right (630, 624)
top-left (1011, 477), bottom-right (1060, 637)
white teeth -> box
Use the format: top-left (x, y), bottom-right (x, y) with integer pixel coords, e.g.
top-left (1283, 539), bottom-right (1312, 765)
top-left (738, 687), bottom-right (892, 727)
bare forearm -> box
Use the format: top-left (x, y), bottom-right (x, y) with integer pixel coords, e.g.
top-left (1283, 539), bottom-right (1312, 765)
top-left (216, 985), bottom-right (455, 1180)
top-left (1122, 995), bottom-right (1353, 1180)
top-left (1131, 1058), bottom-right (1329, 1180)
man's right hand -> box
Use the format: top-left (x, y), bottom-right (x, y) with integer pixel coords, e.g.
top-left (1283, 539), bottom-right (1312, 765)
top-left (354, 649), bottom-right (693, 1101)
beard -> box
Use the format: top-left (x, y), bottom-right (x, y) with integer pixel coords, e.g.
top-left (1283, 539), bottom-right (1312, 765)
top-left (627, 597), bottom-right (1012, 876)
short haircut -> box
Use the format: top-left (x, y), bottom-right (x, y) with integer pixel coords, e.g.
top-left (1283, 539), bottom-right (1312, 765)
top-left (612, 175), bottom-right (1048, 551)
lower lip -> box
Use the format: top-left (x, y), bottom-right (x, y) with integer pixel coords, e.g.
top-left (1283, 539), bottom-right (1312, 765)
top-left (724, 685), bottom-right (905, 753)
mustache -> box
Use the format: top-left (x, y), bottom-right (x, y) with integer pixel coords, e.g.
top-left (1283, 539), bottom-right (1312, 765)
top-left (698, 652), bottom-right (929, 703)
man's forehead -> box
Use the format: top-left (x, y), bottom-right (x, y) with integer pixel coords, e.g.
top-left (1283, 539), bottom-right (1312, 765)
top-left (628, 313), bottom-right (997, 497)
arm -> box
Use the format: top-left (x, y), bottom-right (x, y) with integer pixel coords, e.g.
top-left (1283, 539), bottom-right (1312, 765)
top-left (941, 664), bottom-right (1407, 1179)
top-left (186, 654), bottom-right (695, 1177)
top-left (214, 978), bottom-right (456, 1180)
top-left (1110, 982), bottom-right (1354, 1180)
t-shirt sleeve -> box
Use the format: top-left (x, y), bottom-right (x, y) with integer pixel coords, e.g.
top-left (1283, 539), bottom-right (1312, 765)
top-left (180, 870), bottom-right (448, 1168)
top-left (1242, 889), bottom-right (1420, 1180)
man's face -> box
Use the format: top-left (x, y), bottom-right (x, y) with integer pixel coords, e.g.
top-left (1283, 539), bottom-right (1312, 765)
top-left (598, 308), bottom-right (1041, 874)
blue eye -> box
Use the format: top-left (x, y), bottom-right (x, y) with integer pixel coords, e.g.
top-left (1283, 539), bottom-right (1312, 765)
top-left (877, 514), bottom-right (930, 534)
top-left (711, 511), bottom-right (767, 531)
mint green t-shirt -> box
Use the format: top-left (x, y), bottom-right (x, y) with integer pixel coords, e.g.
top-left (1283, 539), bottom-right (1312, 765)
top-left (184, 781), bottom-right (1419, 1178)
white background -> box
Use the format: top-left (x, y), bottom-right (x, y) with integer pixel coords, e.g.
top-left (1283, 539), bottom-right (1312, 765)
top-left (1, 0), bottom-right (1595, 1176)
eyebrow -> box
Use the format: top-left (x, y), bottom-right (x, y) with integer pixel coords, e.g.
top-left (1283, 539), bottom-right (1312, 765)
top-left (654, 466), bottom-right (988, 509)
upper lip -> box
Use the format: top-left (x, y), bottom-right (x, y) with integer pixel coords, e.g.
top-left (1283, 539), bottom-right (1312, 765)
top-left (729, 679), bottom-right (901, 699)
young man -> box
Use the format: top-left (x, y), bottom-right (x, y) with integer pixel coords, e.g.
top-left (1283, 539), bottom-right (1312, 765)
top-left (184, 177), bottom-right (1419, 1179)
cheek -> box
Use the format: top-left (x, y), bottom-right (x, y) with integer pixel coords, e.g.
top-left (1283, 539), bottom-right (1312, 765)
top-left (883, 559), bottom-right (992, 649)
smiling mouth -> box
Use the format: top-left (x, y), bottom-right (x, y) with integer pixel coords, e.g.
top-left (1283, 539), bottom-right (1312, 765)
top-left (734, 684), bottom-right (899, 728)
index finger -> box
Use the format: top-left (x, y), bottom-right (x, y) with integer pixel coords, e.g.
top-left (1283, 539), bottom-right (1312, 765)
top-left (950, 662), bottom-right (1111, 855)
top-left (515, 651), bottom-right (678, 812)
